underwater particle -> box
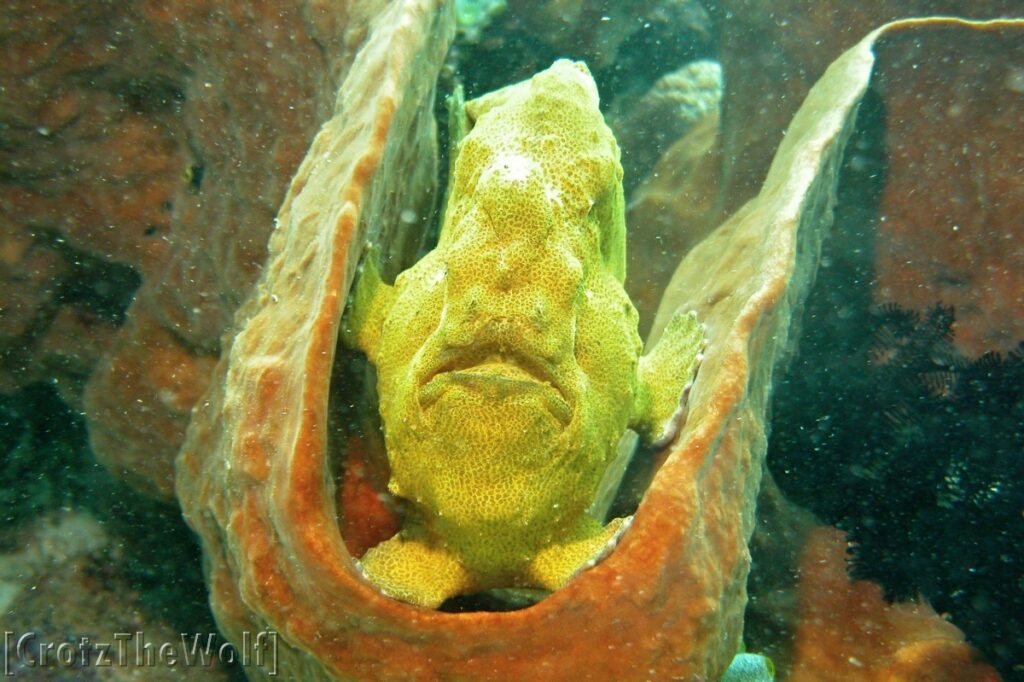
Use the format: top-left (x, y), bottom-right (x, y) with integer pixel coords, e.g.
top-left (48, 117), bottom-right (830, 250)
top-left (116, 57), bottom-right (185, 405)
top-left (1004, 65), bottom-right (1024, 93)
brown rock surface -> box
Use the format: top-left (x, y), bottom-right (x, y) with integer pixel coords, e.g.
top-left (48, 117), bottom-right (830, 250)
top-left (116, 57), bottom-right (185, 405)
top-left (709, 0), bottom-right (1020, 214)
top-left (788, 527), bottom-right (1000, 681)
top-left (2, 0), bottom-right (376, 497)
top-left (871, 25), bottom-right (1024, 354)
top-left (745, 485), bottom-right (1002, 680)
top-left (1, 2), bottom-right (179, 396)
top-left (708, 0), bottom-right (1024, 355)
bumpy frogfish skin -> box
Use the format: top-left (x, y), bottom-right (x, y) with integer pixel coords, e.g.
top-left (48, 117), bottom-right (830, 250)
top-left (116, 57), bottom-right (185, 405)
top-left (343, 60), bottom-right (704, 608)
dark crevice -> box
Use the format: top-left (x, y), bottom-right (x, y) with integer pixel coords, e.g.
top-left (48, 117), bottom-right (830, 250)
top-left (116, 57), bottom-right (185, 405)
top-left (765, 85), bottom-right (1023, 679)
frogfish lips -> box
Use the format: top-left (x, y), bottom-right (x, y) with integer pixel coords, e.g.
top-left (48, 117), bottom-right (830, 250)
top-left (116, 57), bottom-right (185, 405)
top-left (418, 352), bottom-right (572, 425)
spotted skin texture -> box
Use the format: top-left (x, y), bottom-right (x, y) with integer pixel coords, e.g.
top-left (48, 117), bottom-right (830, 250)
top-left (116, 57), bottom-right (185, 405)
top-left (344, 60), bottom-right (704, 608)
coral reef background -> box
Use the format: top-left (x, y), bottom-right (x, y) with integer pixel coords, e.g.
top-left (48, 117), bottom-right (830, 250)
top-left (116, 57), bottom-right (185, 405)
top-left (1, 0), bottom-right (1021, 679)
top-left (767, 105), bottom-right (1024, 677)
top-left (0, 387), bottom-right (237, 678)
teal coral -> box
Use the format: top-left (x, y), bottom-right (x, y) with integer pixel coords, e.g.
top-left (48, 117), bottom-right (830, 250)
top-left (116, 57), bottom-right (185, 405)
top-left (455, 0), bottom-right (506, 40)
top-left (721, 653), bottom-right (775, 681)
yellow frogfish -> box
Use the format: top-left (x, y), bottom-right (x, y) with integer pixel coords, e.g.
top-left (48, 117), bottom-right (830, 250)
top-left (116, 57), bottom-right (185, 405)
top-left (343, 59), bottom-right (703, 608)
